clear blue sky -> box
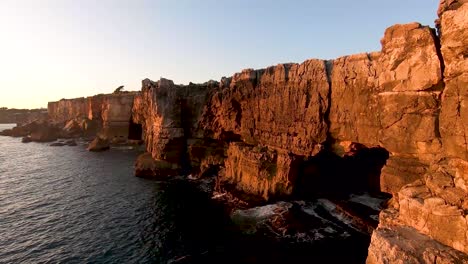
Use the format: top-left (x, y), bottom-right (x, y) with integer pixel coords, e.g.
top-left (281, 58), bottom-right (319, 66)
top-left (0, 0), bottom-right (439, 108)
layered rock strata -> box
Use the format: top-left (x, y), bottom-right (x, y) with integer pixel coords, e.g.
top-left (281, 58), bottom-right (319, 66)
top-left (131, 78), bottom-right (218, 176)
top-left (128, 0), bottom-right (468, 261)
top-left (1, 92), bottom-right (140, 145)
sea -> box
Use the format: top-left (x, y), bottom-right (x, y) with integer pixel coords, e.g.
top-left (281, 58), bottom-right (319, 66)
top-left (0, 123), bottom-right (376, 264)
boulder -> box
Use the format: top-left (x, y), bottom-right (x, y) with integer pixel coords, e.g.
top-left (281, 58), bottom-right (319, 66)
top-left (87, 137), bottom-right (110, 152)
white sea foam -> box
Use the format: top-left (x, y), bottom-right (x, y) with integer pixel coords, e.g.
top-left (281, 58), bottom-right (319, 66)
top-left (349, 193), bottom-right (384, 211)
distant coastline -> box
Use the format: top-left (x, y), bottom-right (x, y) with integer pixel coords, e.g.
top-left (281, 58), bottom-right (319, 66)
top-left (0, 107), bottom-right (48, 125)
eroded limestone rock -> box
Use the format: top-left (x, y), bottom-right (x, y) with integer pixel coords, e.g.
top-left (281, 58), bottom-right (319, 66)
top-left (367, 225), bottom-right (468, 264)
top-left (329, 53), bottom-right (381, 145)
top-left (223, 142), bottom-right (299, 200)
top-left (132, 78), bottom-right (216, 164)
top-left (439, 2), bottom-right (468, 161)
top-left (201, 60), bottom-right (330, 157)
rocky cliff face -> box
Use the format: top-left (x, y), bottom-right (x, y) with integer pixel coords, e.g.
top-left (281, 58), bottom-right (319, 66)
top-left (48, 97), bottom-right (88, 123)
top-left (128, 0), bottom-right (468, 261)
top-left (132, 78), bottom-right (217, 176)
top-left (202, 60), bottom-right (330, 156)
top-left (3, 0), bottom-right (463, 261)
top-left (46, 92), bottom-right (138, 141)
top-left (366, 2), bottom-right (468, 262)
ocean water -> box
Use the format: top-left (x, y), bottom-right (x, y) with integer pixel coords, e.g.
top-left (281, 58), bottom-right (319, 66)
top-left (0, 123), bottom-right (376, 264)
top-left (0, 124), bottom-right (230, 264)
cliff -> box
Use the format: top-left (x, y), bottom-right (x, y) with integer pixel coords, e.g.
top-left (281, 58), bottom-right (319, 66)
top-left (129, 0), bottom-right (468, 262)
top-left (367, 2), bottom-right (468, 263)
top-left (46, 92), bottom-right (139, 141)
top-left (2, 0), bottom-right (466, 261)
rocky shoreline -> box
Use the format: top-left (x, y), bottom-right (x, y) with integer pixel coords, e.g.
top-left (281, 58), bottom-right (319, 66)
top-left (1, 0), bottom-right (467, 262)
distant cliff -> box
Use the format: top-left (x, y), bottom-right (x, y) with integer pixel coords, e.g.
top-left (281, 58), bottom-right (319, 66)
top-left (0, 108), bottom-right (48, 125)
top-left (47, 91), bottom-right (139, 140)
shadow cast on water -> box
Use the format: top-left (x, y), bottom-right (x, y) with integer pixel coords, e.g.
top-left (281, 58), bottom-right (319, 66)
top-left (141, 179), bottom-right (374, 264)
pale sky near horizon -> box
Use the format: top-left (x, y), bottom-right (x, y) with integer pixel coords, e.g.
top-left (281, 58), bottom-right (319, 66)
top-left (0, 0), bottom-right (439, 109)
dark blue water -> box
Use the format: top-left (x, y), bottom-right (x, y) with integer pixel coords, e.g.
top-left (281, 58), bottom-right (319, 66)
top-left (0, 124), bottom-right (230, 264)
top-left (0, 124), bottom-right (374, 264)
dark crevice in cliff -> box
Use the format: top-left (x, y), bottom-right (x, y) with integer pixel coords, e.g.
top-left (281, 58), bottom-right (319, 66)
top-left (431, 28), bottom-right (446, 139)
top-left (180, 99), bottom-right (193, 175)
top-left (128, 118), bottom-right (143, 140)
top-left (293, 146), bottom-right (390, 199)
top-left (432, 27), bottom-right (446, 83)
top-left (323, 60), bottom-right (334, 146)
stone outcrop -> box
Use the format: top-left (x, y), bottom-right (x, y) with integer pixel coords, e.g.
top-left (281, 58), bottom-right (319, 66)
top-left (132, 78), bottom-right (217, 168)
top-left (223, 142), bottom-right (300, 200)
